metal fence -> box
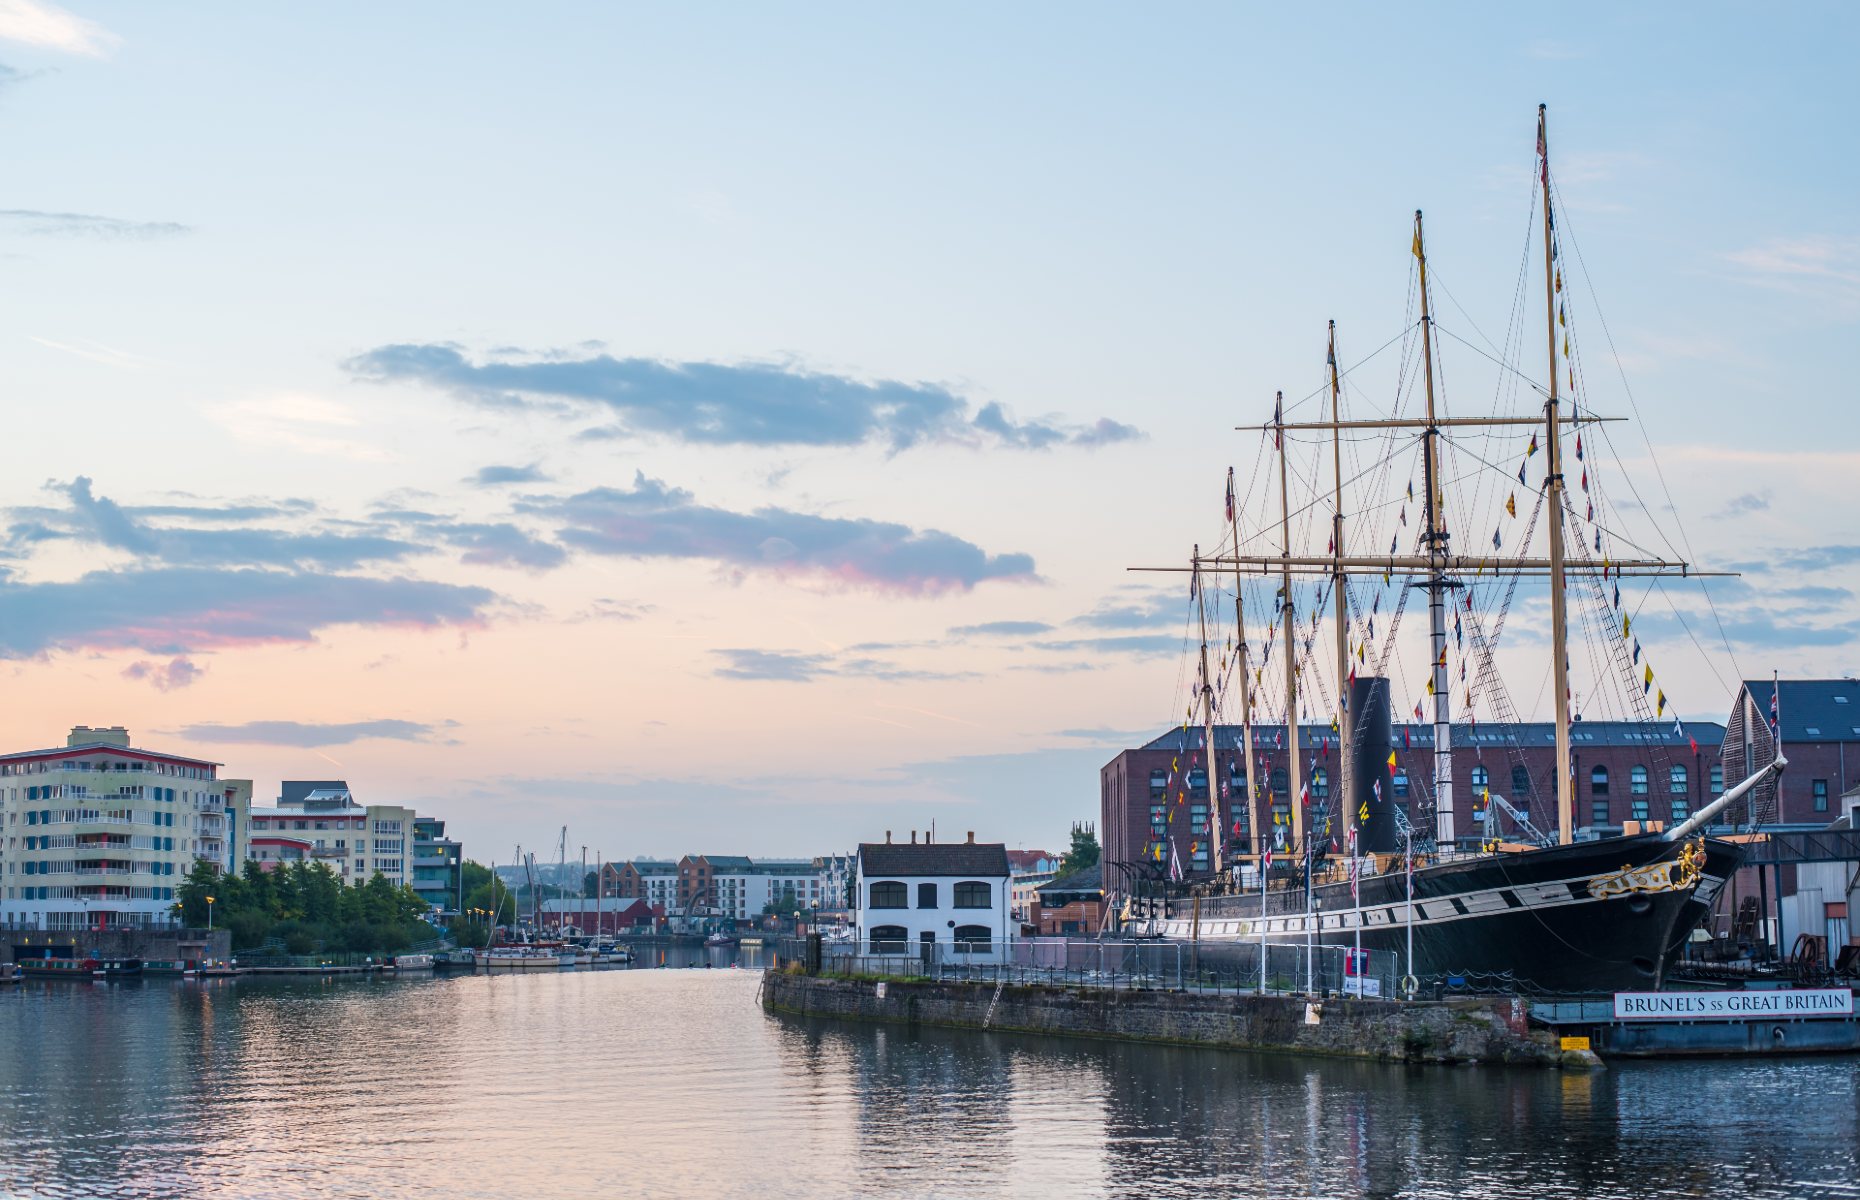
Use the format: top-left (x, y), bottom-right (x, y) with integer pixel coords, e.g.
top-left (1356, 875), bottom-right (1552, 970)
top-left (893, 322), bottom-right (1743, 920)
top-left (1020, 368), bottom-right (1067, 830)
top-left (791, 937), bottom-right (1402, 998)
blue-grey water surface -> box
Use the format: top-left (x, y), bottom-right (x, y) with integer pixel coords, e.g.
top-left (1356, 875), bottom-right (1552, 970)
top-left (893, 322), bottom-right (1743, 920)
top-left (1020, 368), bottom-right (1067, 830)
top-left (0, 953), bottom-right (1855, 1199)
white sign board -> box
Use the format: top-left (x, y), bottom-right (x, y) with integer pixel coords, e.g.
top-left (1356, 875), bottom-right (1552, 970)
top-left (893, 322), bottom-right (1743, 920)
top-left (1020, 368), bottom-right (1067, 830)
top-left (1343, 976), bottom-right (1382, 998)
top-left (1612, 989), bottom-right (1854, 1021)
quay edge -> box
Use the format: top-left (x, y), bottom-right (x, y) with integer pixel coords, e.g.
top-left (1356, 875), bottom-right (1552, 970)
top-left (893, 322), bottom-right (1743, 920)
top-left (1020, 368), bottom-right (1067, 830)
top-left (761, 971), bottom-right (1597, 1069)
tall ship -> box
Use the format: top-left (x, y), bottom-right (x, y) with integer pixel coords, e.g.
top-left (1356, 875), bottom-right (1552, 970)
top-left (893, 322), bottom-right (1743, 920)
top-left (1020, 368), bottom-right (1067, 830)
top-left (1124, 106), bottom-right (1780, 995)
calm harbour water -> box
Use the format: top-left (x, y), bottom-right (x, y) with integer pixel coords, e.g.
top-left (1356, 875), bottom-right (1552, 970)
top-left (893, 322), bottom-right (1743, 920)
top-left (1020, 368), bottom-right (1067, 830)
top-left (0, 948), bottom-right (1855, 1199)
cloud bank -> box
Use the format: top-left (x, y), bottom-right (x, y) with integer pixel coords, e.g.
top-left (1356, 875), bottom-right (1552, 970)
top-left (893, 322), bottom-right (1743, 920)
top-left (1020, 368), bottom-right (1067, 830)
top-left (347, 343), bottom-right (1140, 451)
top-left (520, 472), bottom-right (1036, 594)
top-left (180, 719), bottom-right (449, 747)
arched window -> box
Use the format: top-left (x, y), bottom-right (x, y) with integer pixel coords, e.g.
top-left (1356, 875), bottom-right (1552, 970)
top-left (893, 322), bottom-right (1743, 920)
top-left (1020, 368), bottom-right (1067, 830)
top-left (1630, 766), bottom-right (1649, 794)
top-left (868, 881), bottom-right (906, 909)
top-left (1269, 767), bottom-right (1288, 797)
top-left (1187, 768), bottom-right (1207, 798)
top-left (1311, 768), bottom-right (1328, 801)
top-left (1393, 769), bottom-right (1410, 798)
top-left (1710, 764), bottom-right (1724, 795)
top-left (1470, 765), bottom-right (1489, 793)
top-left (1511, 765), bottom-right (1531, 801)
top-left (916, 882), bottom-right (937, 909)
top-left (1591, 766), bottom-right (1609, 796)
top-left (953, 881), bottom-right (991, 909)
top-left (1670, 765), bottom-right (1688, 795)
top-left (952, 925), bottom-right (992, 954)
top-left (868, 925), bottom-right (908, 954)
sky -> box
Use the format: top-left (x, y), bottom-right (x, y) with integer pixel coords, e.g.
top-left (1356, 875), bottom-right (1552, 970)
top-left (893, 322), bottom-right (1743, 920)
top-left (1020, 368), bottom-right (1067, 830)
top-left (0, 2), bottom-right (1853, 864)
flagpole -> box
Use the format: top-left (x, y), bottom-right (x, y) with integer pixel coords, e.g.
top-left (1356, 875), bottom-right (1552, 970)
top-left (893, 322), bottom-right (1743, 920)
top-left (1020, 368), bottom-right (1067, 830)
top-left (1350, 827), bottom-right (1361, 984)
top-left (1226, 467), bottom-right (1261, 899)
top-left (1404, 821), bottom-right (1415, 994)
top-left (1539, 104), bottom-right (1577, 848)
top-left (1259, 845), bottom-right (1269, 994)
top-left (1304, 842), bottom-right (1315, 995)
top-left (1327, 321), bottom-right (1353, 848)
top-left (1195, 548), bottom-right (1223, 878)
top-left (1276, 391), bottom-right (1303, 857)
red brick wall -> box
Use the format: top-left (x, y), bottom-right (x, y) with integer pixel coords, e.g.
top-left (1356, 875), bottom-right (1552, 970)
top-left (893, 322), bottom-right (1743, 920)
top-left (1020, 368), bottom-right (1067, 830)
top-left (1102, 735), bottom-right (1728, 882)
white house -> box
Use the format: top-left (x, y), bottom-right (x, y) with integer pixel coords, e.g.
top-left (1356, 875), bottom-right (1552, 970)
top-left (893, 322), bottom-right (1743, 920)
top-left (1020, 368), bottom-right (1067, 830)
top-left (855, 832), bottom-right (1012, 961)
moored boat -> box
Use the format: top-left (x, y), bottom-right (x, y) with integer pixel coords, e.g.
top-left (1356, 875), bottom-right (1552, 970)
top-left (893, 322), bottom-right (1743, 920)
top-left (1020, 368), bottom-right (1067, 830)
top-left (388, 953), bottom-right (435, 971)
top-left (93, 957), bottom-right (144, 979)
top-left (479, 946), bottom-right (561, 972)
top-left (142, 960), bottom-right (198, 977)
top-left (19, 957), bottom-right (99, 978)
top-left (1121, 105), bottom-right (1777, 997)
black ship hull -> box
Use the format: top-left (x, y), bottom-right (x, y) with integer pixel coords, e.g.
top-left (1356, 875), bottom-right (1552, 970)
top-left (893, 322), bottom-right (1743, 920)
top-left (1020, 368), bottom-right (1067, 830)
top-left (1137, 832), bottom-right (1740, 995)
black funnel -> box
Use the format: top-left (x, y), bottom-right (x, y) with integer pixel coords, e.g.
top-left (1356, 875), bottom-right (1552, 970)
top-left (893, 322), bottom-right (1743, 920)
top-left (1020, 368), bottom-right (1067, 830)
top-left (1349, 676), bottom-right (1398, 853)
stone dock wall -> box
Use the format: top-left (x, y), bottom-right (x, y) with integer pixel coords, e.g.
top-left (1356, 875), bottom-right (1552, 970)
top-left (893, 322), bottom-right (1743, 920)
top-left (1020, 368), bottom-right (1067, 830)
top-left (5, 928), bottom-right (231, 963)
top-left (763, 971), bottom-right (1595, 1068)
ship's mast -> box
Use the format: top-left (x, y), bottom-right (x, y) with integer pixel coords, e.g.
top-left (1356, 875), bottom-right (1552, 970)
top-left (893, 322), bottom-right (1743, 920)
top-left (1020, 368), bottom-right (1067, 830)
top-left (1328, 321), bottom-right (1352, 840)
top-left (1414, 211), bottom-right (1456, 851)
top-left (1275, 392), bottom-right (1304, 854)
top-left (1539, 104), bottom-right (1575, 846)
top-left (1194, 547), bottom-right (1224, 875)
top-left (1228, 469), bottom-right (1261, 882)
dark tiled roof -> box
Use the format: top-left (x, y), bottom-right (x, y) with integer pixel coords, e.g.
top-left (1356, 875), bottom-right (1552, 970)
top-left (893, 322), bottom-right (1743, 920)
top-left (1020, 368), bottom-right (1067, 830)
top-left (859, 842), bottom-right (1010, 878)
top-left (1738, 679), bottom-right (1860, 743)
top-left (1036, 864), bottom-right (1102, 899)
top-left (1138, 720), bottom-right (1727, 755)
top-left (703, 855), bottom-right (755, 871)
top-left (281, 780), bottom-right (350, 805)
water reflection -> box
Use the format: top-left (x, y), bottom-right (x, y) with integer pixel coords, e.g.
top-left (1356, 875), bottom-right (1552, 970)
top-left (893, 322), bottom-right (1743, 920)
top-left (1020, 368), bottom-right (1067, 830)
top-left (0, 969), bottom-right (1850, 1199)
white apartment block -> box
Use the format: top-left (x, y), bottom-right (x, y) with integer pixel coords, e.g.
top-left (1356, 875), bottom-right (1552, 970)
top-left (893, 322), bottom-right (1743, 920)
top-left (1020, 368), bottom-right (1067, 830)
top-left (0, 726), bottom-right (253, 931)
top-left (246, 780), bottom-right (414, 885)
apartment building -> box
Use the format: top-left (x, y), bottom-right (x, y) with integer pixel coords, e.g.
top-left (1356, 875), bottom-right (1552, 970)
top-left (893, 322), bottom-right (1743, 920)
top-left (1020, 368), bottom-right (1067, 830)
top-left (412, 817), bottom-right (463, 914)
top-left (0, 726), bottom-right (253, 931)
top-left (600, 853), bottom-right (850, 923)
top-left (246, 780), bottom-right (416, 887)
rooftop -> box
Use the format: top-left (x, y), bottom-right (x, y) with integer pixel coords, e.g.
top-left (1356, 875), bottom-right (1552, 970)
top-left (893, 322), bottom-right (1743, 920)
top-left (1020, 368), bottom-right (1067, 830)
top-left (859, 840), bottom-right (1011, 879)
top-left (1036, 864), bottom-right (1103, 900)
top-left (1738, 679), bottom-right (1860, 743)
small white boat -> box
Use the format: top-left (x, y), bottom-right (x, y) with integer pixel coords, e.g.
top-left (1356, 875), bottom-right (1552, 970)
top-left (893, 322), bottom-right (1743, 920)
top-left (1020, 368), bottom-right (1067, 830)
top-left (389, 953), bottom-right (435, 971)
top-left (480, 947), bottom-right (561, 972)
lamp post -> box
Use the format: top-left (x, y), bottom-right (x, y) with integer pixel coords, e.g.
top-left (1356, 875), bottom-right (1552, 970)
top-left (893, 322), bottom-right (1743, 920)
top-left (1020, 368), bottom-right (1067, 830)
top-left (205, 895), bottom-right (215, 932)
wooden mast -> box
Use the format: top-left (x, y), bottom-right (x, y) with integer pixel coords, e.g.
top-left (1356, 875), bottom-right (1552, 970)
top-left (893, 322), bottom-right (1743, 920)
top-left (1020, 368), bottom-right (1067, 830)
top-left (1328, 321), bottom-right (1352, 842)
top-left (1228, 469), bottom-right (1261, 883)
top-left (1195, 547), bottom-right (1224, 875)
top-left (1539, 103), bottom-right (1575, 846)
top-left (1275, 391), bottom-right (1303, 855)
top-left (1414, 210), bottom-right (1457, 851)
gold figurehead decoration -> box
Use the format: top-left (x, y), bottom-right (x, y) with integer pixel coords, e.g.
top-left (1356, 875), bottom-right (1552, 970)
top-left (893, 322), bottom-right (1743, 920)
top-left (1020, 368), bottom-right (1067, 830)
top-left (1587, 839), bottom-right (1706, 901)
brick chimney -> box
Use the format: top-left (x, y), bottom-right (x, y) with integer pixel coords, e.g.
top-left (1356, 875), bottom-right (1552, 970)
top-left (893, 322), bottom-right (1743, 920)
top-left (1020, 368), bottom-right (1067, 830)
top-left (966, 831), bottom-right (975, 844)
top-left (885, 831), bottom-right (892, 843)
top-left (910, 830), bottom-right (918, 844)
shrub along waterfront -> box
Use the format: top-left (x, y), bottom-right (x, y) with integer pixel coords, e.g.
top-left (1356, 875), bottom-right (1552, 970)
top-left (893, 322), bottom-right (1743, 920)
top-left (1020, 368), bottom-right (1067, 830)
top-left (174, 860), bottom-right (439, 955)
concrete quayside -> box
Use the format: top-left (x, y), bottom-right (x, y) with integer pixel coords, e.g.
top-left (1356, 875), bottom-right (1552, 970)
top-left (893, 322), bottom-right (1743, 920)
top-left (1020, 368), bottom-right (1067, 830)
top-left (762, 970), bottom-right (1594, 1067)
top-left (763, 969), bottom-right (1860, 1064)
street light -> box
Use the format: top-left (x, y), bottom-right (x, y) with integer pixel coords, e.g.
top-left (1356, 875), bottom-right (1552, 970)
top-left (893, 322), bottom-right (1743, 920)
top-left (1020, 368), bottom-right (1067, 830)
top-left (205, 895), bottom-right (215, 932)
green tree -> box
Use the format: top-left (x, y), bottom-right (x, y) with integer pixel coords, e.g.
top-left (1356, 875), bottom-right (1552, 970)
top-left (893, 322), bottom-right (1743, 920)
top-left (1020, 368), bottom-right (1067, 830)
top-left (1060, 822), bottom-right (1100, 875)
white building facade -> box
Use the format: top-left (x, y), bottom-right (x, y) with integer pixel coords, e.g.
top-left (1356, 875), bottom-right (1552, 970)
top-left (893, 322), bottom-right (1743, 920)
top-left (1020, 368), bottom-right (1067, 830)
top-left (855, 834), bottom-right (1012, 961)
top-left (246, 781), bottom-right (415, 885)
top-left (0, 726), bottom-right (252, 931)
